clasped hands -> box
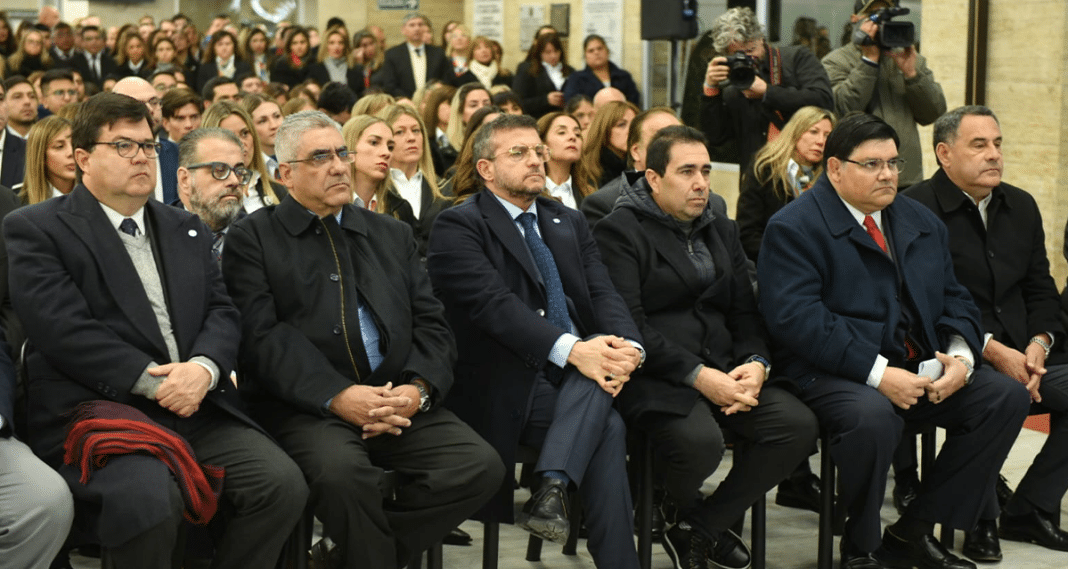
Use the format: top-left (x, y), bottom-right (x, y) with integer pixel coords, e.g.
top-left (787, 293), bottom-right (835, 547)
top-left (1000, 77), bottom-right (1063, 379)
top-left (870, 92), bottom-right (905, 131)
top-left (329, 382), bottom-right (422, 439)
top-left (567, 335), bottom-right (641, 397)
top-left (149, 362), bottom-right (213, 418)
top-left (878, 352), bottom-right (969, 409)
top-left (985, 338), bottom-right (1045, 403)
top-left (694, 361), bottom-right (766, 415)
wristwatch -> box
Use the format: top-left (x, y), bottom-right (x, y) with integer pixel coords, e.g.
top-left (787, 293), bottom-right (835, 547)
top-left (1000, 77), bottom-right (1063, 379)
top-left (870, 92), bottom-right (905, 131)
top-left (745, 355), bottom-right (772, 378)
top-left (1030, 335), bottom-right (1053, 359)
top-left (413, 380), bottom-right (432, 412)
top-left (954, 356), bottom-right (975, 385)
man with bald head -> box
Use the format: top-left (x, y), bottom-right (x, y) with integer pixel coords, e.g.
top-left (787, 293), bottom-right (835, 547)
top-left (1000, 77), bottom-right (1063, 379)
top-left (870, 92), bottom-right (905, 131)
top-left (592, 87), bottom-right (626, 109)
top-left (113, 76), bottom-right (181, 204)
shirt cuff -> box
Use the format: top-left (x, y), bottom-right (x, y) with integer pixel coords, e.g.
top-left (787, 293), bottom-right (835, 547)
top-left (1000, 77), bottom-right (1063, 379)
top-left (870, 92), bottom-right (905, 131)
top-left (945, 334), bottom-right (974, 365)
top-left (626, 340), bottom-right (646, 367)
top-left (131, 361), bottom-right (165, 399)
top-left (684, 364), bottom-right (702, 387)
top-left (549, 333), bottom-right (581, 369)
top-left (866, 355), bottom-right (888, 389)
top-left (982, 333), bottom-right (993, 355)
top-left (861, 56), bottom-right (879, 67)
top-left (190, 356), bottom-right (220, 390)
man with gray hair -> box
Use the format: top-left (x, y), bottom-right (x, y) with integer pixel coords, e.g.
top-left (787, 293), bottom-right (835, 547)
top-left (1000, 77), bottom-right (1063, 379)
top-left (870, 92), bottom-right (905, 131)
top-left (222, 111), bottom-right (503, 569)
top-left (176, 128), bottom-right (249, 263)
top-left (697, 6), bottom-right (833, 170)
top-left (904, 105), bottom-right (1068, 559)
top-left (373, 13), bottom-right (450, 98)
top-left (427, 113), bottom-right (645, 568)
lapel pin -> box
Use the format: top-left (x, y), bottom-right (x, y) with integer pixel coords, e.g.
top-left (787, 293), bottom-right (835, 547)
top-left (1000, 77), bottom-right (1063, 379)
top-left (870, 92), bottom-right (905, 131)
top-left (188, 229), bottom-right (197, 237)
top-left (553, 218), bottom-right (561, 224)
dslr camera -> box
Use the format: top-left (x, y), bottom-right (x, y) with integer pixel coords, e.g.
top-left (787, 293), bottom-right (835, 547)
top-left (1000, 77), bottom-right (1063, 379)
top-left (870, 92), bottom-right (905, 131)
top-left (852, 6), bottom-right (915, 50)
top-left (725, 51), bottom-right (758, 89)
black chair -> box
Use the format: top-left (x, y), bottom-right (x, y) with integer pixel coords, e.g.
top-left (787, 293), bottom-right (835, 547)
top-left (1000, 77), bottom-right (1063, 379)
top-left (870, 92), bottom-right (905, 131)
top-left (281, 469), bottom-right (442, 569)
top-left (816, 426), bottom-right (940, 569)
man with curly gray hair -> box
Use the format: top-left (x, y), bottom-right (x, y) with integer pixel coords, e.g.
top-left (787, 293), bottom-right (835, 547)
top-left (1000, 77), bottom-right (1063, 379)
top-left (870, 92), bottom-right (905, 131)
top-left (698, 7), bottom-right (834, 173)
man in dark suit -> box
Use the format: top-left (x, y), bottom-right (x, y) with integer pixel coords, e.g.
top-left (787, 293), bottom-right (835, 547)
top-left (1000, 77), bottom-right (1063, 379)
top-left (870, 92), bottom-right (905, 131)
top-left (594, 125), bottom-right (818, 569)
top-left (373, 13), bottom-right (450, 98)
top-left (221, 110), bottom-right (503, 569)
top-left (426, 114), bottom-right (644, 568)
top-left (49, 22), bottom-right (79, 68)
top-left (72, 26), bottom-right (118, 89)
top-left (0, 82), bottom-right (27, 189)
top-left (758, 113), bottom-right (1030, 569)
top-left (175, 127), bottom-right (249, 264)
top-left (113, 76), bottom-right (181, 204)
top-left (3, 92), bottom-right (307, 567)
top-left (904, 105), bottom-right (1068, 557)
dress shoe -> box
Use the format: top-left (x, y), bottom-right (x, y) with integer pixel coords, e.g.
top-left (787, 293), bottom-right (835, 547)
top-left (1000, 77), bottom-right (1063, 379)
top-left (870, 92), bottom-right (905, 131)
top-left (442, 527), bottom-right (473, 546)
top-left (775, 473), bottom-right (821, 513)
top-left (876, 528), bottom-right (976, 569)
top-left (840, 536), bottom-right (885, 569)
top-left (999, 509), bottom-right (1068, 551)
top-left (995, 475), bottom-right (1014, 510)
top-left (516, 477), bottom-right (570, 544)
top-left (706, 528), bottom-right (752, 569)
top-left (962, 519), bottom-right (1002, 562)
top-left (892, 471), bottom-right (921, 516)
top-left (664, 522), bottom-right (713, 569)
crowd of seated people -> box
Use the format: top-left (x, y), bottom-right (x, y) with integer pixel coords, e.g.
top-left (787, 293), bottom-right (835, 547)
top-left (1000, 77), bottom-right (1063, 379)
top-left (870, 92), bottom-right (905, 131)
top-left (2, 4), bottom-right (1068, 569)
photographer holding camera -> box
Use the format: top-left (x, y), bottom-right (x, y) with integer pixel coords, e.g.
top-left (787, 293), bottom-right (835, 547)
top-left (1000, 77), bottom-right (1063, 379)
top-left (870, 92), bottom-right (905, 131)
top-left (700, 7), bottom-right (833, 172)
top-left (822, 0), bottom-right (945, 188)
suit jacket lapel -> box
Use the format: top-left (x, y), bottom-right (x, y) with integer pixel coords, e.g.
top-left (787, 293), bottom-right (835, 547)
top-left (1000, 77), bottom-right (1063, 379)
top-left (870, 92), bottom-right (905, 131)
top-left (812, 178), bottom-right (888, 257)
top-left (146, 201), bottom-right (206, 356)
top-left (60, 187), bottom-right (170, 358)
top-left (477, 191), bottom-right (542, 288)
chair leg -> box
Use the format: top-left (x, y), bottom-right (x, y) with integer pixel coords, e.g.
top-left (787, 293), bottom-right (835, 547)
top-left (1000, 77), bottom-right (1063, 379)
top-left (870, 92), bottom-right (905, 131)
top-left (525, 534), bottom-right (543, 561)
top-left (408, 551), bottom-right (423, 569)
top-left (426, 542), bottom-right (443, 569)
top-left (818, 434), bottom-right (835, 569)
top-left (482, 522), bottom-right (498, 569)
top-left (919, 428), bottom-right (955, 547)
top-left (562, 496), bottom-right (581, 555)
top-left (751, 495), bottom-right (766, 569)
top-left (637, 435), bottom-right (654, 569)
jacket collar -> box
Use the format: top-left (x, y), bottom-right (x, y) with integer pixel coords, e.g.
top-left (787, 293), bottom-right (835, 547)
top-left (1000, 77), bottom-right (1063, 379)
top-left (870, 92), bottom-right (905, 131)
top-left (276, 193), bottom-right (368, 237)
top-left (929, 167), bottom-right (1011, 214)
top-left (810, 173), bottom-right (923, 257)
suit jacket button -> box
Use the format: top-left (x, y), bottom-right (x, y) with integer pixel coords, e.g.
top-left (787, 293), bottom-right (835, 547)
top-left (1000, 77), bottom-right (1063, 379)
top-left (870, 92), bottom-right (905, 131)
top-left (330, 273), bottom-right (340, 282)
top-left (702, 348), bottom-right (711, 357)
top-left (988, 250), bottom-right (995, 258)
top-left (536, 309), bottom-right (546, 317)
top-left (315, 227), bottom-right (323, 235)
top-left (333, 325), bottom-right (342, 335)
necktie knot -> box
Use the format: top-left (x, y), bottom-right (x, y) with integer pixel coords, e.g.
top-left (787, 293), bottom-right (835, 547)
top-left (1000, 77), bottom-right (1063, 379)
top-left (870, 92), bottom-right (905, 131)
top-left (415, 47), bottom-right (422, 57)
top-left (119, 218), bottom-right (139, 237)
top-left (863, 214), bottom-right (888, 253)
top-left (517, 212), bottom-right (537, 233)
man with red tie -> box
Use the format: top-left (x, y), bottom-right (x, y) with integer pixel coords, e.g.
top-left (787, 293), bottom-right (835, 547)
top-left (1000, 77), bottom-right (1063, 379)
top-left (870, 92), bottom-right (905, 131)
top-left (757, 113), bottom-right (1030, 569)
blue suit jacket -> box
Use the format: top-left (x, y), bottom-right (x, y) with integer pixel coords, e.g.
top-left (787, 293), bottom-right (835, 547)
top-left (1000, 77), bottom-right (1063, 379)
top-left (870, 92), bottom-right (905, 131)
top-left (757, 174), bottom-right (984, 387)
top-left (0, 132), bottom-right (26, 190)
top-left (159, 138), bottom-right (179, 205)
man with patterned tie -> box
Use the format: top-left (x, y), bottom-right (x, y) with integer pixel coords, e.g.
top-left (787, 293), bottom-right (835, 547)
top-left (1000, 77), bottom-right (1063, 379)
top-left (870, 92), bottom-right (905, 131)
top-left (427, 113), bottom-right (645, 569)
top-left (2, 92), bottom-right (306, 567)
top-left (757, 113), bottom-right (1030, 569)
top-left (176, 127), bottom-right (250, 265)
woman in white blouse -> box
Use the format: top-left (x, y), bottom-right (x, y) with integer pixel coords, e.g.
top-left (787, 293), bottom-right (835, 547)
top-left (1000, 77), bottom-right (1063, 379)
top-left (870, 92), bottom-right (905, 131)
top-left (537, 111), bottom-right (593, 210)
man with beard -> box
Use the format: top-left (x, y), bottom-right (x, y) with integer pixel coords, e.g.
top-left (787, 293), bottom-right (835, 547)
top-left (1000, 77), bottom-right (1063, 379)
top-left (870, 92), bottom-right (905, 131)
top-left (176, 128), bottom-right (249, 264)
top-left (427, 113), bottom-right (644, 568)
top-left (113, 77), bottom-right (181, 204)
top-left (3, 77), bottom-right (38, 139)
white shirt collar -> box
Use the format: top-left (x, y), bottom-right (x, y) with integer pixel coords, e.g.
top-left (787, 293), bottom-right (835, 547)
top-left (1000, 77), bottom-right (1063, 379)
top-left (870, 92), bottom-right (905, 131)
top-left (99, 200), bottom-right (146, 236)
top-left (964, 189), bottom-right (993, 228)
top-left (545, 175), bottom-right (576, 210)
top-left (390, 168), bottom-right (424, 218)
top-left (836, 192), bottom-right (882, 232)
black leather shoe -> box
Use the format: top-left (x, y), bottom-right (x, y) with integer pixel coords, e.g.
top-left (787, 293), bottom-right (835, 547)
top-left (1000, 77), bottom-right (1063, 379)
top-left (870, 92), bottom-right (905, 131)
top-left (995, 475), bottom-right (1014, 510)
top-left (892, 471), bottom-right (920, 516)
top-left (663, 523), bottom-right (712, 569)
top-left (516, 477), bottom-right (570, 544)
top-left (962, 519), bottom-right (1002, 562)
top-left (442, 527), bottom-right (473, 546)
top-left (840, 536), bottom-right (884, 569)
top-left (876, 528), bottom-right (976, 569)
top-left (707, 528), bottom-right (752, 569)
top-left (775, 473), bottom-right (821, 513)
top-left (999, 509), bottom-right (1068, 551)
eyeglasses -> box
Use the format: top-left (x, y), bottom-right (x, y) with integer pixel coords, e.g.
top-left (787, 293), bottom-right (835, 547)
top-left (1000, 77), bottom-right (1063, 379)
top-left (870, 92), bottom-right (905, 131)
top-left (92, 139), bottom-right (162, 159)
top-left (139, 97), bottom-right (162, 107)
top-left (186, 162), bottom-right (252, 185)
top-left (51, 89), bottom-right (78, 98)
top-left (493, 144), bottom-right (551, 162)
top-left (842, 158), bottom-right (906, 174)
top-left (286, 147), bottom-right (355, 167)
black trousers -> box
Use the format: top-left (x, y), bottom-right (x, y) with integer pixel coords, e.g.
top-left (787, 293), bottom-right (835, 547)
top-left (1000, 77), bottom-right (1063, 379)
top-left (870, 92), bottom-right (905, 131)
top-left (264, 406), bottom-right (504, 569)
top-left (1002, 363), bottom-right (1068, 517)
top-left (798, 367), bottom-right (1030, 553)
top-left (635, 386), bottom-right (818, 535)
top-left (85, 405), bottom-right (309, 569)
top-left (519, 370), bottom-right (640, 569)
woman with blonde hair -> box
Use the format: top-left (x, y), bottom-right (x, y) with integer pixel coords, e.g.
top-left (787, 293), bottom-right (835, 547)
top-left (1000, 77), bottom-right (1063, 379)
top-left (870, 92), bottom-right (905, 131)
top-left (352, 92), bottom-right (396, 118)
top-left (578, 100), bottom-right (639, 188)
top-left (310, 26), bottom-right (364, 95)
top-left (201, 100), bottom-right (287, 213)
top-left (537, 111), bottom-right (592, 209)
top-left (20, 116), bottom-right (74, 204)
top-left (445, 24), bottom-right (473, 81)
top-left (196, 30), bottom-right (251, 93)
top-left (113, 32), bottom-right (149, 78)
top-left (341, 115), bottom-right (398, 214)
top-left (378, 104), bottom-right (450, 255)
top-left (454, 36), bottom-right (512, 90)
top-left (5, 29), bottom-right (51, 77)
top-left (444, 83), bottom-right (490, 152)
top-left (737, 105), bottom-right (835, 261)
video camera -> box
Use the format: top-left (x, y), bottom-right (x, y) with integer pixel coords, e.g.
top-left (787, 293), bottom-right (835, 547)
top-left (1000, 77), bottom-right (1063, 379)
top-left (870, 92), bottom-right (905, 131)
top-left (852, 6), bottom-right (915, 50)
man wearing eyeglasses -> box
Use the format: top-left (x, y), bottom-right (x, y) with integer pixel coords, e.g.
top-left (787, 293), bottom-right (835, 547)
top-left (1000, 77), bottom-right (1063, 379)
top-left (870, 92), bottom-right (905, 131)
top-left (427, 114), bottom-right (644, 568)
top-left (37, 69), bottom-right (77, 118)
top-left (758, 113), bottom-right (1029, 569)
top-left (2, 92), bottom-right (307, 568)
top-left (176, 127), bottom-right (249, 264)
top-left (221, 111), bottom-right (504, 569)
top-left (113, 76), bottom-right (182, 205)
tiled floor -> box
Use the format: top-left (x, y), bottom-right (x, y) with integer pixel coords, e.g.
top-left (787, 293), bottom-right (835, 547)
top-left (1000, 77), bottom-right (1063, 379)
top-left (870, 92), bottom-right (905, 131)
top-left (72, 427), bottom-right (1068, 568)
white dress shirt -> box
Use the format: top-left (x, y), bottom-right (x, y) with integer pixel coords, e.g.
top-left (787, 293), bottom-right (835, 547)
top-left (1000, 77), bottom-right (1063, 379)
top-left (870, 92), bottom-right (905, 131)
top-left (545, 175), bottom-right (576, 210)
top-left (390, 168), bottom-right (424, 219)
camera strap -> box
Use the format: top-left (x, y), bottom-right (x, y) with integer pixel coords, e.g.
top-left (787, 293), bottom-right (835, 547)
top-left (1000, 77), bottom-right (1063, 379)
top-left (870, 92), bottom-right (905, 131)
top-left (766, 47), bottom-right (786, 143)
